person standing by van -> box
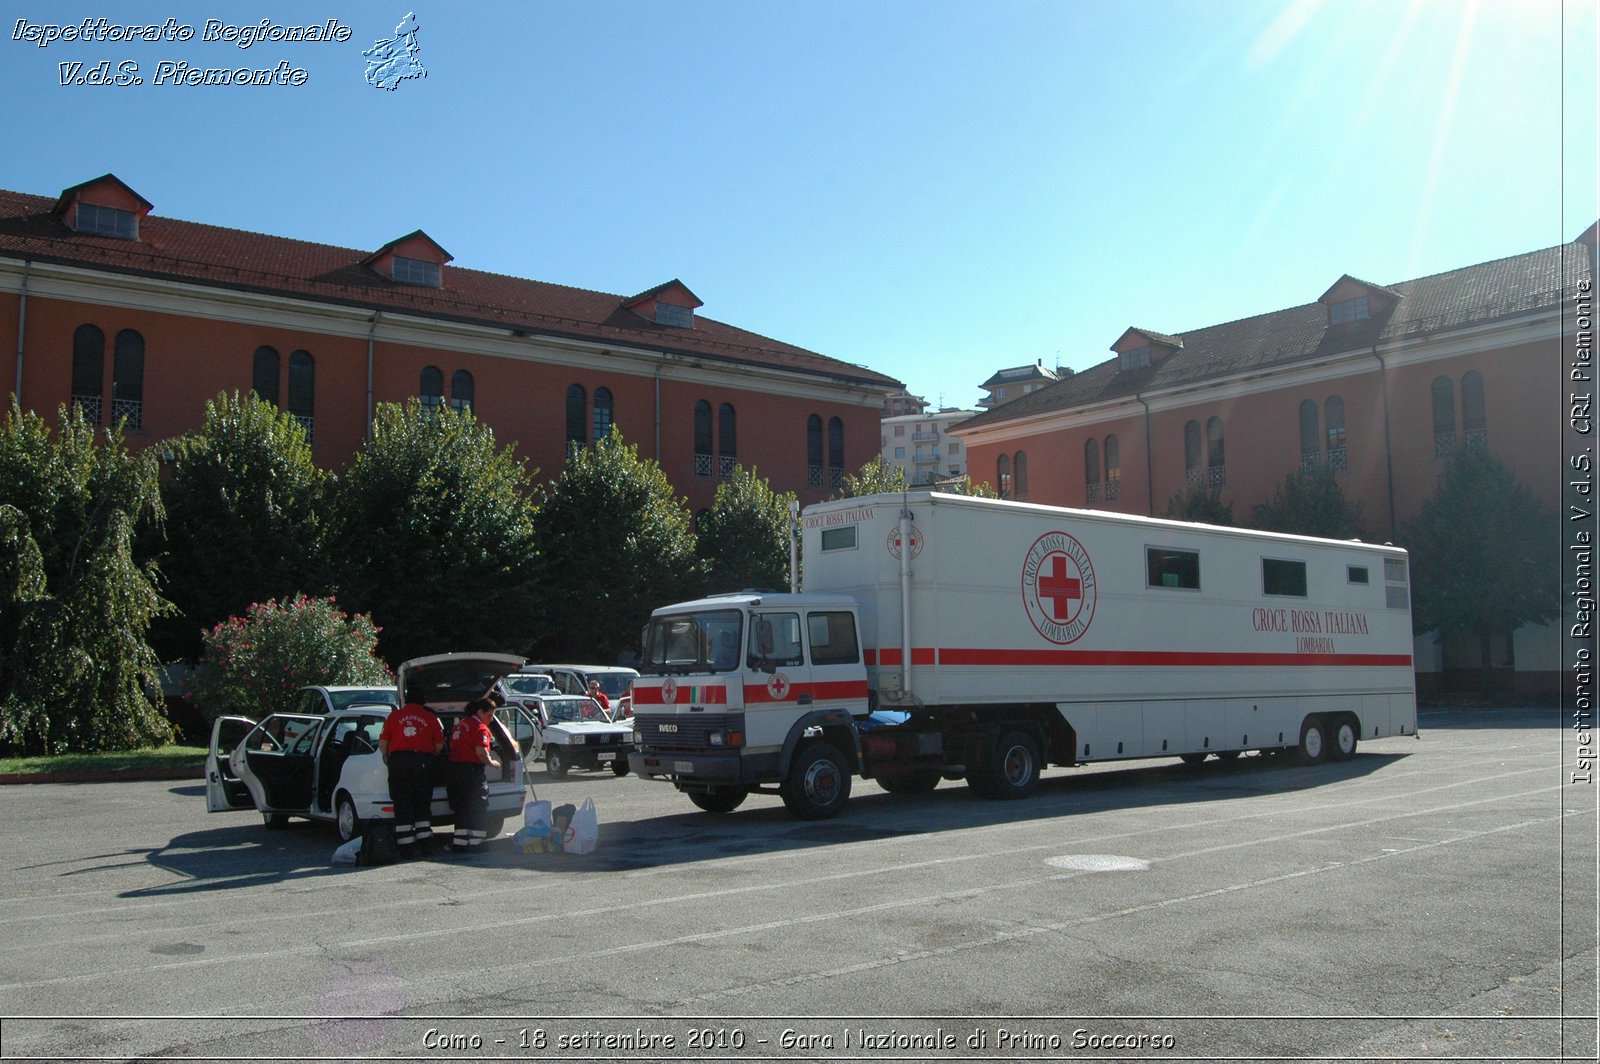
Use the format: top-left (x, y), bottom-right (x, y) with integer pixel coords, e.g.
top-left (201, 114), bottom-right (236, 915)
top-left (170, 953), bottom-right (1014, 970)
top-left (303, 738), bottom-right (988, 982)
top-left (446, 697), bottom-right (501, 855)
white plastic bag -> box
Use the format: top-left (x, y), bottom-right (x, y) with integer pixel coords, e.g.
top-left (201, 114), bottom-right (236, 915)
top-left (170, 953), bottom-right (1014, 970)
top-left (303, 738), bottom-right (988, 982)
top-left (332, 836), bottom-right (363, 864)
top-left (564, 798), bottom-right (599, 855)
top-left (524, 799), bottom-right (552, 832)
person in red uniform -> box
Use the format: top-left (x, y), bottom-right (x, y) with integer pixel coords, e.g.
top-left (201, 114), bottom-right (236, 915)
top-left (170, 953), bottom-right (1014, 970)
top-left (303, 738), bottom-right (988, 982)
top-left (379, 684), bottom-right (444, 859)
top-left (446, 697), bottom-right (501, 855)
top-left (586, 679), bottom-right (611, 713)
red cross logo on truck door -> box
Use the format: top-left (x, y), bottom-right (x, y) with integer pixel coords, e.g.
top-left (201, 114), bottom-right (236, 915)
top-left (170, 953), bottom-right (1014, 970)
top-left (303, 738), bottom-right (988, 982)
top-left (1022, 531), bottom-right (1097, 644)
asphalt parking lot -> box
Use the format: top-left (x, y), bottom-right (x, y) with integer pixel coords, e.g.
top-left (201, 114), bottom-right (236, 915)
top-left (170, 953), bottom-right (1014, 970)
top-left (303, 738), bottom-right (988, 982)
top-left (0, 707), bottom-right (1594, 1062)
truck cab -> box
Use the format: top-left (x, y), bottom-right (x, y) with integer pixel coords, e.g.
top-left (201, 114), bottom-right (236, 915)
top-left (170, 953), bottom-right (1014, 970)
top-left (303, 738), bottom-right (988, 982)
top-left (631, 592), bottom-right (868, 818)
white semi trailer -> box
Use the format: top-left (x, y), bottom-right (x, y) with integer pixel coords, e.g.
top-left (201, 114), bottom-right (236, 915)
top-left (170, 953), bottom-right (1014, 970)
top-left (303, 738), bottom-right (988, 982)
top-left (632, 491), bottom-right (1417, 819)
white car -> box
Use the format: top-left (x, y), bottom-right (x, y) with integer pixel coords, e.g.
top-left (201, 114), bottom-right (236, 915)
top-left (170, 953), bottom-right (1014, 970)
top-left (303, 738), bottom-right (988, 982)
top-left (511, 694), bottom-right (636, 778)
top-left (521, 664), bottom-right (640, 717)
top-left (204, 653), bottom-right (527, 842)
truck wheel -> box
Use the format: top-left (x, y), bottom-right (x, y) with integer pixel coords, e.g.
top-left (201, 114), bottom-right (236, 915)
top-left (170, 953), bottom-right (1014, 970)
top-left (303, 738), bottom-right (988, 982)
top-left (546, 747), bottom-right (569, 778)
top-left (878, 770), bottom-right (941, 795)
top-left (1328, 715), bottom-right (1359, 761)
top-left (611, 755), bottom-right (629, 777)
top-left (978, 731), bottom-right (1041, 799)
top-left (1297, 718), bottom-right (1327, 764)
top-left (262, 812), bottom-right (290, 830)
top-left (781, 742), bottom-right (852, 820)
top-left (688, 788), bottom-right (749, 814)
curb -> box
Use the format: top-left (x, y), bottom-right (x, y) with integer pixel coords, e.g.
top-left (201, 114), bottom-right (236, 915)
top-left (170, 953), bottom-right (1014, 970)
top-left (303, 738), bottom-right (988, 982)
top-left (0, 766), bottom-right (204, 785)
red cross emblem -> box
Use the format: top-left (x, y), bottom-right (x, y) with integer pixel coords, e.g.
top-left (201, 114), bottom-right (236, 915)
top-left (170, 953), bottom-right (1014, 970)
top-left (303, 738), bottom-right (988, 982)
top-left (767, 672), bottom-right (793, 701)
top-left (660, 678), bottom-right (678, 704)
top-left (1022, 531), bottom-right (1096, 644)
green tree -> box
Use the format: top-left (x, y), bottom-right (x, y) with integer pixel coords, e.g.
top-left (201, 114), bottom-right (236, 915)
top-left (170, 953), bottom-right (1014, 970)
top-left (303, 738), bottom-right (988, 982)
top-left (330, 401), bottom-right (542, 665)
top-left (187, 595), bottom-right (391, 722)
top-left (0, 404), bottom-right (173, 754)
top-left (533, 432), bottom-right (699, 663)
top-left (698, 467), bottom-right (796, 594)
top-left (1401, 444), bottom-right (1560, 691)
top-left (939, 474), bottom-right (999, 499)
top-left (1250, 466), bottom-right (1367, 539)
top-left (152, 392), bottom-right (331, 662)
top-left (1161, 482), bottom-right (1235, 525)
top-left (838, 456), bottom-right (908, 497)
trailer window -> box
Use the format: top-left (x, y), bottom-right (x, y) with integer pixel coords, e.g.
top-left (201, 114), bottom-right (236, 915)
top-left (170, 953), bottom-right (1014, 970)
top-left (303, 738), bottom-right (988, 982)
top-left (807, 611), bottom-right (860, 666)
top-left (820, 526), bottom-right (858, 552)
top-left (1146, 547), bottom-right (1200, 590)
top-left (1384, 557), bottom-right (1407, 583)
top-left (1262, 558), bottom-right (1308, 597)
top-left (1347, 565), bottom-right (1369, 584)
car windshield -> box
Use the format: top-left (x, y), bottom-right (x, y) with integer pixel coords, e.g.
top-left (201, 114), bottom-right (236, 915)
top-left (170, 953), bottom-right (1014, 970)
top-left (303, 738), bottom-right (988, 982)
top-left (545, 697), bottom-right (612, 724)
top-left (329, 688), bottom-right (398, 712)
top-left (591, 673), bottom-right (635, 698)
top-left (505, 675), bottom-right (556, 697)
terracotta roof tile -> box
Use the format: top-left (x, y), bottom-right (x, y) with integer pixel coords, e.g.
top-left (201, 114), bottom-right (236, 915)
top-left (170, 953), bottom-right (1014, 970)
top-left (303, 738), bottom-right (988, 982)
top-left (0, 187), bottom-right (899, 390)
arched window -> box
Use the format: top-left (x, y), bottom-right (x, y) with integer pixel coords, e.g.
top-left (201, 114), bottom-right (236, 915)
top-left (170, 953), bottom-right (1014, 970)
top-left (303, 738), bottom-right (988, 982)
top-left (1432, 376), bottom-right (1456, 456)
top-left (1084, 437), bottom-right (1101, 503)
top-left (1104, 435), bottom-right (1121, 501)
top-left (827, 416), bottom-right (844, 488)
top-left (1325, 395), bottom-right (1347, 470)
top-left (1298, 399), bottom-right (1320, 469)
top-left (693, 400), bottom-right (713, 477)
top-left (592, 387), bottom-right (613, 442)
top-left (1205, 416), bottom-right (1225, 485)
top-left (287, 350), bottom-right (314, 441)
top-left (253, 347), bottom-right (280, 407)
top-left (1183, 420), bottom-right (1202, 483)
top-left (112, 330), bottom-right (144, 429)
top-left (997, 453), bottom-right (1012, 500)
top-left (71, 324), bottom-right (104, 423)
top-left (1461, 371), bottom-right (1486, 445)
top-left (420, 366), bottom-right (444, 411)
top-left (1014, 451), bottom-right (1029, 502)
top-left (806, 414), bottom-right (824, 486)
top-left (450, 370), bottom-right (474, 413)
top-left (566, 384), bottom-right (587, 452)
top-left (718, 403), bottom-right (738, 477)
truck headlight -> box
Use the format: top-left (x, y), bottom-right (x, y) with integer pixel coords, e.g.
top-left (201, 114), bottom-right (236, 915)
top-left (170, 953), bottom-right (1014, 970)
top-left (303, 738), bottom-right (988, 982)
top-left (708, 732), bottom-right (723, 747)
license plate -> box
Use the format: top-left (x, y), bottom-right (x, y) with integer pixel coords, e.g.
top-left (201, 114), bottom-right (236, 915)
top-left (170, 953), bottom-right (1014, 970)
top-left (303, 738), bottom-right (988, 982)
top-left (598, 752), bottom-right (615, 762)
top-left (674, 761), bottom-right (695, 772)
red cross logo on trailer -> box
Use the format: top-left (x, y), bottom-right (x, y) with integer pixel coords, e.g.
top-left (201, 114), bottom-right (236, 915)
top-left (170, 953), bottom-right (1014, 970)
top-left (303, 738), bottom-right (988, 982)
top-left (1021, 530), bottom-right (1097, 644)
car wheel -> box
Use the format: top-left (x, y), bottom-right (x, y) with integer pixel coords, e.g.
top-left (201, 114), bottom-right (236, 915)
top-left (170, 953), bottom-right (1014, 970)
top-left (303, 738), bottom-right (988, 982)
top-left (611, 755), bottom-right (629, 777)
top-left (335, 794), bottom-right (361, 843)
top-left (1215, 750), bottom-right (1242, 762)
top-left (688, 787), bottom-right (749, 813)
top-left (262, 812), bottom-right (290, 829)
top-left (483, 816), bottom-right (506, 840)
top-left (546, 747), bottom-right (569, 778)
top-left (780, 742), bottom-right (852, 820)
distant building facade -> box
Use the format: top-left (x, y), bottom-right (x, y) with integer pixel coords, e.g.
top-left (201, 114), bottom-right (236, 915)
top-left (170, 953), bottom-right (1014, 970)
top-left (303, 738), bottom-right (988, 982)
top-left (955, 230), bottom-right (1597, 696)
top-left (881, 407), bottom-right (979, 486)
top-left (0, 174), bottom-right (901, 515)
top-left (979, 360), bottom-right (1060, 409)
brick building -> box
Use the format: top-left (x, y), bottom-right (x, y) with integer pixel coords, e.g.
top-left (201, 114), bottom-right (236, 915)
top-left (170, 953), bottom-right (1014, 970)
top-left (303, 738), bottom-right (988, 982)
top-left (0, 174), bottom-right (899, 515)
top-left (955, 228), bottom-right (1597, 695)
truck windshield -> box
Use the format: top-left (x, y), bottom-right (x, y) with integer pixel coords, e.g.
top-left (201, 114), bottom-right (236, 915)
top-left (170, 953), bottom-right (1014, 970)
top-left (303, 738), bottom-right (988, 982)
top-left (643, 609), bottom-right (743, 674)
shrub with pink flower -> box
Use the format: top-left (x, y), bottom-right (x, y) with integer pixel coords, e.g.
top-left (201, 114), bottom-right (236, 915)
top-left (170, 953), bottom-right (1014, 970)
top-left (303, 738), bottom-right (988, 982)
top-left (189, 595), bottom-right (391, 722)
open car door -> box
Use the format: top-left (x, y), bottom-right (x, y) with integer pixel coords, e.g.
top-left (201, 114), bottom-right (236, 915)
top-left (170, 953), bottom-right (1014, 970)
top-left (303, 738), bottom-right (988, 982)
top-left (205, 716), bottom-right (257, 812)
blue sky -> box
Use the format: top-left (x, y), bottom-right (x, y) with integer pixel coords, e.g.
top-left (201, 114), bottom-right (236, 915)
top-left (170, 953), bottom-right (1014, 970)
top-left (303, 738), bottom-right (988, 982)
top-left (3, 0), bottom-right (1595, 409)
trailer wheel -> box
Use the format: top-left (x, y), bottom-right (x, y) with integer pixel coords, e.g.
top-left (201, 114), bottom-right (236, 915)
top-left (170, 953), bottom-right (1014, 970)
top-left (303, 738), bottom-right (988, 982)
top-left (976, 731), bottom-right (1041, 800)
top-left (1328, 715), bottom-right (1359, 761)
top-left (781, 742), bottom-right (852, 820)
top-left (688, 787), bottom-right (749, 814)
top-left (1179, 753), bottom-right (1208, 766)
top-left (1297, 718), bottom-right (1327, 764)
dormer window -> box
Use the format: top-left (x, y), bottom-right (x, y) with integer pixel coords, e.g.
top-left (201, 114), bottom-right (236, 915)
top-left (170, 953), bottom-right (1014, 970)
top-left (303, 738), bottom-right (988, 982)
top-left (76, 202), bottom-right (137, 239)
top-left (1120, 345), bottom-right (1151, 371)
top-left (656, 302), bottom-right (693, 328)
top-left (393, 255), bottom-right (441, 287)
top-left (1330, 296), bottom-right (1370, 325)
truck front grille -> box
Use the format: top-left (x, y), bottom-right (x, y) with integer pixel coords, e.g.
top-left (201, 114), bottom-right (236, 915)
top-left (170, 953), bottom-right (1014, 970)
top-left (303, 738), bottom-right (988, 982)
top-left (634, 712), bottom-right (744, 753)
